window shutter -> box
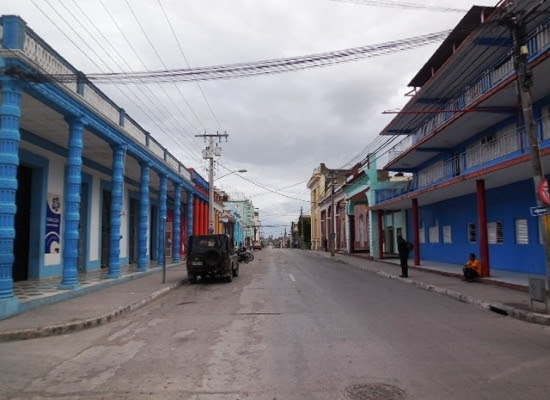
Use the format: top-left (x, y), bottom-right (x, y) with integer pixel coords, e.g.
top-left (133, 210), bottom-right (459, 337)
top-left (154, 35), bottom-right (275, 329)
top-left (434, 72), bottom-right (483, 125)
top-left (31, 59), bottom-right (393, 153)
top-left (515, 219), bottom-right (528, 244)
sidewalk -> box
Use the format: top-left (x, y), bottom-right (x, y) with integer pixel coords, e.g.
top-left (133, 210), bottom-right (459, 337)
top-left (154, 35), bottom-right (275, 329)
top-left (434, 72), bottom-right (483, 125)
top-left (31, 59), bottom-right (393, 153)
top-left (0, 264), bottom-right (188, 342)
top-left (1, 252), bottom-right (549, 342)
top-left (313, 251), bottom-right (550, 326)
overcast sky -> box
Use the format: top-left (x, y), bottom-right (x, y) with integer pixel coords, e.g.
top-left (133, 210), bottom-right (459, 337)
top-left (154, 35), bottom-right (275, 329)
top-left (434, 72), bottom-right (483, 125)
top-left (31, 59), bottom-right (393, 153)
top-left (4, 0), bottom-right (496, 237)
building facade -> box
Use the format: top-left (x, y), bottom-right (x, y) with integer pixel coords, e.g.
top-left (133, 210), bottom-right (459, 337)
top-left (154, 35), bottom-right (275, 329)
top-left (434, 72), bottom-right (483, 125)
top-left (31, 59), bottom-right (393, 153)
top-left (0, 16), bottom-right (210, 318)
top-left (371, 2), bottom-right (550, 276)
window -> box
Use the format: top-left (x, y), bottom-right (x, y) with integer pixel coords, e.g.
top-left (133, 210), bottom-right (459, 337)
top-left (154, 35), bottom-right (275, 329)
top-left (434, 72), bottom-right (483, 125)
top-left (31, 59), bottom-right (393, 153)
top-left (515, 219), bottom-right (528, 244)
top-left (429, 219), bottom-right (439, 243)
top-left (488, 221), bottom-right (504, 244)
top-left (468, 223), bottom-right (476, 243)
top-left (419, 221), bottom-right (425, 244)
top-left (443, 225), bottom-right (452, 243)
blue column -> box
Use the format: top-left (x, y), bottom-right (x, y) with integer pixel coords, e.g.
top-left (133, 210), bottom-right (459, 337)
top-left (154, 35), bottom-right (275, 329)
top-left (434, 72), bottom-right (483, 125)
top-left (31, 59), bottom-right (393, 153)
top-left (0, 78), bottom-right (21, 307)
top-left (157, 175), bottom-right (167, 266)
top-left (137, 161), bottom-right (150, 271)
top-left (59, 117), bottom-right (84, 289)
top-left (187, 192), bottom-right (194, 242)
top-left (173, 184), bottom-right (182, 263)
top-left (107, 144), bottom-right (126, 279)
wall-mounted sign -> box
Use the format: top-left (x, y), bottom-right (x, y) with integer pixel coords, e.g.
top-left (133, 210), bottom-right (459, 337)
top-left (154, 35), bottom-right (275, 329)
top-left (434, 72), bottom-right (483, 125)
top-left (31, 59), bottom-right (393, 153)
top-left (45, 193), bottom-right (62, 254)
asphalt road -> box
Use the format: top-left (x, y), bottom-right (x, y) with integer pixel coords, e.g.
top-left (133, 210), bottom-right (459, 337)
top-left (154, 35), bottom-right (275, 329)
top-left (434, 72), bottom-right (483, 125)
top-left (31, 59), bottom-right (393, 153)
top-left (1, 249), bottom-right (550, 400)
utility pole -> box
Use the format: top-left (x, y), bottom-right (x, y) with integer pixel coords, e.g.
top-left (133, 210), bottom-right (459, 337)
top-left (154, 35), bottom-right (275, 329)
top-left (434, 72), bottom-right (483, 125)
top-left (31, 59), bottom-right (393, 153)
top-left (506, 5), bottom-right (550, 293)
top-left (300, 206), bottom-right (304, 249)
top-left (331, 170), bottom-right (336, 257)
top-left (195, 132), bottom-right (228, 234)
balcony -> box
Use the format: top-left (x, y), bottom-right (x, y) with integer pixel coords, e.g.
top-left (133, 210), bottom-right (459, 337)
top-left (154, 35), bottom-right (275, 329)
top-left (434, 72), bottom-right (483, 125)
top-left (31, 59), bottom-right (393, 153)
top-left (375, 114), bottom-right (550, 204)
top-left (386, 22), bottom-right (550, 164)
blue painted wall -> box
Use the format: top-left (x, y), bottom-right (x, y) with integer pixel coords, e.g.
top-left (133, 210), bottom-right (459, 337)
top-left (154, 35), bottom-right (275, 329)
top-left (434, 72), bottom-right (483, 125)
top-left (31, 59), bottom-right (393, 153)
top-left (414, 179), bottom-right (545, 274)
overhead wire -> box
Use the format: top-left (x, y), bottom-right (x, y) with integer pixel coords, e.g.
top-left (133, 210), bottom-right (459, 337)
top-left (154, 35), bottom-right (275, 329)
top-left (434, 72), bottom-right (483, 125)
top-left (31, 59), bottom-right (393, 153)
top-left (57, 0), bottom-right (207, 166)
top-left (156, 0), bottom-right (225, 132)
top-left (46, 30), bottom-right (452, 83)
top-left (30, 0), bottom-right (204, 167)
top-left (59, 0), bottom-right (205, 166)
top-left (121, 0), bottom-right (205, 133)
top-left (329, 0), bottom-right (468, 13)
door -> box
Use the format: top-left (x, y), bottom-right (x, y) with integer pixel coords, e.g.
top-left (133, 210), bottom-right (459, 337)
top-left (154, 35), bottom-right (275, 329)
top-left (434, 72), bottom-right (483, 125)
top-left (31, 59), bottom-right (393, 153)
top-left (78, 182), bottom-right (89, 272)
top-left (129, 198), bottom-right (138, 264)
top-left (101, 190), bottom-right (111, 268)
top-left (13, 166), bottom-right (32, 281)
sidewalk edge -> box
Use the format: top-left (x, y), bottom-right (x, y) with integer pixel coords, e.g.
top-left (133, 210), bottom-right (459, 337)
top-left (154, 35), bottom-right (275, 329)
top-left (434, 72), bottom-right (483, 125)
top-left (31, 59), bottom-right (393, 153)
top-left (0, 280), bottom-right (184, 342)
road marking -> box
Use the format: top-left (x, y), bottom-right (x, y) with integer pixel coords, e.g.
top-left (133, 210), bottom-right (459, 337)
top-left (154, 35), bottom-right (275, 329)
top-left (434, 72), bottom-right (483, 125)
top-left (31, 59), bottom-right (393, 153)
top-left (289, 273), bottom-right (296, 282)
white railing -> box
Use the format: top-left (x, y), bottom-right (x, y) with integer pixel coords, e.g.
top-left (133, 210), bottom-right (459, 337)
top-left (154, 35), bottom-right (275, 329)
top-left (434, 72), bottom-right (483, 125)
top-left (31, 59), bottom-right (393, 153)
top-left (535, 24), bottom-right (550, 52)
top-left (167, 153), bottom-right (179, 170)
top-left (124, 119), bottom-right (147, 146)
top-left (82, 84), bottom-right (120, 125)
top-left (148, 138), bottom-right (165, 160)
top-left (490, 58), bottom-right (514, 86)
top-left (417, 160), bottom-right (446, 188)
top-left (23, 33), bottom-right (78, 94)
top-left (3, 20), bottom-right (194, 183)
top-left (465, 126), bottom-right (520, 169)
top-left (541, 114), bottom-right (550, 141)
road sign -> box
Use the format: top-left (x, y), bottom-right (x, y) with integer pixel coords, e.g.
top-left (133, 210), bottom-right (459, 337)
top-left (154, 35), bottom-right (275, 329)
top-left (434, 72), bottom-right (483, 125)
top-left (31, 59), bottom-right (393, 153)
top-left (538, 179), bottom-right (550, 206)
top-left (530, 205), bottom-right (550, 217)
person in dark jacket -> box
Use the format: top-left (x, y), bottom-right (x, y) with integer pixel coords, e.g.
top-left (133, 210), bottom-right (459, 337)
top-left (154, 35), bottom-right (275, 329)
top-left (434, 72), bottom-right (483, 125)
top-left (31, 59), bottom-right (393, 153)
top-left (397, 234), bottom-right (413, 278)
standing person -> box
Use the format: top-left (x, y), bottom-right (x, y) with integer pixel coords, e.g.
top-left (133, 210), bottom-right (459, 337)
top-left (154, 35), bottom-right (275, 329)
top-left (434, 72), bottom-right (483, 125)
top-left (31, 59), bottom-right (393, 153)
top-left (323, 237), bottom-right (328, 252)
top-left (463, 253), bottom-right (482, 282)
top-left (397, 234), bottom-right (413, 278)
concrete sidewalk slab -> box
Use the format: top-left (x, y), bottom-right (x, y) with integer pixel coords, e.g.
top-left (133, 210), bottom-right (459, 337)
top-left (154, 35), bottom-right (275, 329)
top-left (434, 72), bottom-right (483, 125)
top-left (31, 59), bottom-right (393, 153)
top-left (0, 265), bottom-right (187, 342)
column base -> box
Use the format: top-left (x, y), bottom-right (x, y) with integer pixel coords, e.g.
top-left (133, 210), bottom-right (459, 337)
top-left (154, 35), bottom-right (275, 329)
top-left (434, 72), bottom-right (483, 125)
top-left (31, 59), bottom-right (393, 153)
top-left (58, 280), bottom-right (80, 290)
top-left (106, 271), bottom-right (120, 279)
top-left (0, 297), bottom-right (21, 320)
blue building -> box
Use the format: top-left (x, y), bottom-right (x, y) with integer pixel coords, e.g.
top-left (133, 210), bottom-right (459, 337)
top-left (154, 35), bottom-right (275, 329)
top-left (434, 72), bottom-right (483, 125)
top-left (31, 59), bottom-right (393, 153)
top-left (371, 2), bottom-right (550, 277)
top-left (0, 16), bottom-right (209, 318)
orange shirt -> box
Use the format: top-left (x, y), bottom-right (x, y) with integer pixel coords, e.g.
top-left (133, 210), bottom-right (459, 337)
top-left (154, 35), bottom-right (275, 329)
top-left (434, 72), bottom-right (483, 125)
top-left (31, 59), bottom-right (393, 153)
top-left (466, 259), bottom-right (482, 275)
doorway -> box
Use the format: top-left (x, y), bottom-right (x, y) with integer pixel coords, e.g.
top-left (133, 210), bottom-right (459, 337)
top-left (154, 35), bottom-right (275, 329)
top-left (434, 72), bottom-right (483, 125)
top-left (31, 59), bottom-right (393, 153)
top-left (129, 198), bottom-right (138, 264)
top-left (78, 182), bottom-right (89, 272)
top-left (101, 190), bottom-right (112, 268)
top-left (150, 205), bottom-right (158, 261)
top-left (13, 166), bottom-right (33, 281)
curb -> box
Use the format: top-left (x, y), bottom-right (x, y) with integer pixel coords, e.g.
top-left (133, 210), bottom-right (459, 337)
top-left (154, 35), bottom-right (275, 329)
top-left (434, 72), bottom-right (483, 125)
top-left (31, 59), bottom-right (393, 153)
top-left (0, 280), bottom-right (184, 342)
top-left (313, 251), bottom-right (550, 326)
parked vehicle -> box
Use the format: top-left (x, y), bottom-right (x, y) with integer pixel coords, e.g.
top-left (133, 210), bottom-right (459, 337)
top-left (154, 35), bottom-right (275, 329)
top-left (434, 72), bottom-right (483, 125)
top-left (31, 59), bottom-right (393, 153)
top-left (237, 247), bottom-right (254, 263)
top-left (253, 241), bottom-right (262, 250)
top-left (186, 234), bottom-right (239, 283)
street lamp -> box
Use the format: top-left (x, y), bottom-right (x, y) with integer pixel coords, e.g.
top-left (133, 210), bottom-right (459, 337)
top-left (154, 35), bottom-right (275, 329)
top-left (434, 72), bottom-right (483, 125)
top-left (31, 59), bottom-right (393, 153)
top-left (215, 169), bottom-right (247, 181)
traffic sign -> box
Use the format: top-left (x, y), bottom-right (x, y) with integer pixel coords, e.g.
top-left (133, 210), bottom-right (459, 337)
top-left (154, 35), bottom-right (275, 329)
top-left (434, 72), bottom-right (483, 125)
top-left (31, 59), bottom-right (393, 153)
top-left (538, 179), bottom-right (550, 206)
top-left (530, 205), bottom-right (550, 217)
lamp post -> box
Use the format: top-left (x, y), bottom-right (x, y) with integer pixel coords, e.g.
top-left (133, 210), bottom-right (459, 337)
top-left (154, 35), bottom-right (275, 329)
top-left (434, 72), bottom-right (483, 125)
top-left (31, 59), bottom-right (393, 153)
top-left (216, 169), bottom-right (247, 181)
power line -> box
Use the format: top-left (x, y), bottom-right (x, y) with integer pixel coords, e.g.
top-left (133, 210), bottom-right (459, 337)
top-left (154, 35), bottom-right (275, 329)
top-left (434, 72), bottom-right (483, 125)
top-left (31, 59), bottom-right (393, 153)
top-left (156, 0), bottom-right (224, 132)
top-left (43, 30), bottom-right (451, 84)
top-left (329, 0), bottom-right (468, 13)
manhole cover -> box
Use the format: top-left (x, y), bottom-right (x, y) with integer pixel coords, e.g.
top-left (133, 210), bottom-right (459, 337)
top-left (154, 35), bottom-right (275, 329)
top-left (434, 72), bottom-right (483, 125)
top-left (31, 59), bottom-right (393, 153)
top-left (345, 383), bottom-right (406, 400)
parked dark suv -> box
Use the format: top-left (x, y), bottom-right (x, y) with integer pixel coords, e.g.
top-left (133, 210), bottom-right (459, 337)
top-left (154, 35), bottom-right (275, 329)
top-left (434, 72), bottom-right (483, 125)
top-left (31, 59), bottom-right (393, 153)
top-left (186, 234), bottom-right (239, 283)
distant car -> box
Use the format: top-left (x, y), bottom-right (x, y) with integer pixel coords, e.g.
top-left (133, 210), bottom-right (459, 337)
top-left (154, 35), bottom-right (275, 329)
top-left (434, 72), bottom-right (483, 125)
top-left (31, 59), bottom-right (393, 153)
top-left (253, 241), bottom-right (262, 250)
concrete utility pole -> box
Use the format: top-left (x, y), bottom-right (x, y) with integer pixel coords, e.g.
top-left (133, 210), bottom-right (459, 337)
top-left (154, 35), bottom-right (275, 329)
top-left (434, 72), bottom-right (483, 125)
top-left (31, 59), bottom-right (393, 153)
top-left (507, 3), bottom-right (550, 292)
top-left (195, 132), bottom-right (228, 234)
top-left (331, 170), bottom-right (336, 257)
top-left (300, 206), bottom-right (304, 248)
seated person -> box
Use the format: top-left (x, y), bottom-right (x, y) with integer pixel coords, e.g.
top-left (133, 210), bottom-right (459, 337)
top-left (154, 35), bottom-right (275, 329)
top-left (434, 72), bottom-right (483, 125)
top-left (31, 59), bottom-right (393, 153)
top-left (463, 253), bottom-right (482, 281)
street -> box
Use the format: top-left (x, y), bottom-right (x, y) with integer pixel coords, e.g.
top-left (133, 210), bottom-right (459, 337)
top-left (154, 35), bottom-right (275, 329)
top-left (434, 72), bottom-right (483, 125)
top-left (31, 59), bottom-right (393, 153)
top-left (1, 248), bottom-right (550, 400)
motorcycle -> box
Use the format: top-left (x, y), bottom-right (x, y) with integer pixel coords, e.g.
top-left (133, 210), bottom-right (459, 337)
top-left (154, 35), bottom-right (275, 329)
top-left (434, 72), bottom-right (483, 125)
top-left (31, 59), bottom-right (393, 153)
top-left (237, 247), bottom-right (254, 263)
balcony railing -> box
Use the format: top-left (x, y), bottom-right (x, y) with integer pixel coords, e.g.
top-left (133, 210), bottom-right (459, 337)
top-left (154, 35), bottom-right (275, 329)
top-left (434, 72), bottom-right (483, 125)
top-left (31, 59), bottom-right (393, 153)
top-left (375, 115), bottom-right (550, 204)
top-left (386, 22), bottom-right (550, 164)
top-left (0, 18), bottom-right (191, 182)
